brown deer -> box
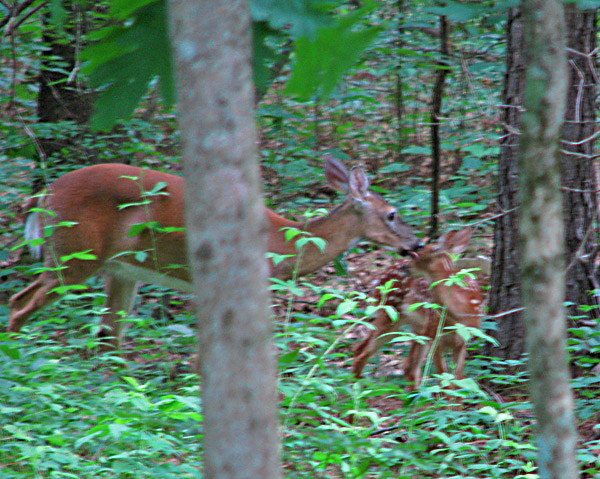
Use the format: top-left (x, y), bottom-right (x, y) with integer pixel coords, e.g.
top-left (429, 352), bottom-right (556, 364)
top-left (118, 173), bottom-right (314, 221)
top-left (9, 157), bottom-right (422, 349)
top-left (352, 228), bottom-right (483, 389)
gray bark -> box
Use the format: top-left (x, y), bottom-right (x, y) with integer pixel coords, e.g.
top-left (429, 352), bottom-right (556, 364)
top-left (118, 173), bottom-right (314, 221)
top-left (167, 1), bottom-right (281, 478)
top-left (519, 1), bottom-right (579, 478)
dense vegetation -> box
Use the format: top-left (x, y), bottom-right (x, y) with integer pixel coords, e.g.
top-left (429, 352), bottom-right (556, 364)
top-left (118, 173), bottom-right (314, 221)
top-left (1, 1), bottom-right (599, 478)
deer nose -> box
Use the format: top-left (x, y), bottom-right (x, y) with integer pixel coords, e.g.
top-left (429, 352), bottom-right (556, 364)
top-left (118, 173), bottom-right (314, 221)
top-left (399, 242), bottom-right (424, 256)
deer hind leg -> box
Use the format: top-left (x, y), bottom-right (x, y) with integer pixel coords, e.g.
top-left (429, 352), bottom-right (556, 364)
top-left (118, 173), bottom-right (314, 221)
top-left (98, 272), bottom-right (139, 351)
top-left (404, 339), bottom-right (431, 390)
top-left (352, 310), bottom-right (404, 378)
top-left (9, 273), bottom-right (62, 332)
top-left (8, 258), bottom-right (101, 334)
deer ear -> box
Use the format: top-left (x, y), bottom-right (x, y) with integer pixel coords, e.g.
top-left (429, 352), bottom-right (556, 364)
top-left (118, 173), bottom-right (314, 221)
top-left (348, 166), bottom-right (370, 200)
top-left (448, 227), bottom-right (471, 255)
top-left (325, 156), bottom-right (349, 192)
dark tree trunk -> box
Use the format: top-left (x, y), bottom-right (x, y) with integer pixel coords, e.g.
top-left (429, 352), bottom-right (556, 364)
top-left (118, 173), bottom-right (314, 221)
top-left (485, 6), bottom-right (599, 361)
top-left (37, 1), bottom-right (93, 162)
top-left (484, 9), bottom-right (526, 360)
top-left (561, 5), bottom-right (598, 320)
top-left (429, 15), bottom-right (450, 240)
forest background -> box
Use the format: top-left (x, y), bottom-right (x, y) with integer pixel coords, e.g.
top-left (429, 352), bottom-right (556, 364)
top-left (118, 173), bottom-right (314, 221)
top-left (0, 0), bottom-right (599, 478)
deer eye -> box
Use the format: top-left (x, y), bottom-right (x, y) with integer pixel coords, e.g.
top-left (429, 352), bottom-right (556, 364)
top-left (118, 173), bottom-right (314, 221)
top-left (386, 211), bottom-right (396, 222)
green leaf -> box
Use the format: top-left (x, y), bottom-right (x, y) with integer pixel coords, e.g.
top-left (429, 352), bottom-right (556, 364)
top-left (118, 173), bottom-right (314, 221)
top-left (250, 0), bottom-right (333, 38)
top-left (128, 221), bottom-right (161, 237)
top-left (134, 251), bottom-right (148, 263)
top-left (296, 236), bottom-right (327, 252)
top-left (427, 2), bottom-right (484, 22)
top-left (50, 284), bottom-right (89, 295)
top-left (283, 227), bottom-right (305, 242)
top-left (265, 251), bottom-right (295, 266)
top-left (144, 181), bottom-right (169, 196)
top-left (128, 223), bottom-right (147, 237)
top-left (462, 156), bottom-right (482, 170)
top-left (48, 0), bottom-right (68, 30)
top-left (60, 250), bottom-right (97, 262)
top-left (379, 162), bottom-right (410, 173)
top-left (336, 300), bottom-right (356, 317)
top-left (109, 423), bottom-right (130, 440)
top-left (285, 3), bottom-right (383, 100)
top-left (279, 349), bottom-right (300, 366)
top-left (82, 0), bottom-right (174, 131)
top-left (253, 21), bottom-right (286, 97)
top-left (166, 324), bottom-right (195, 337)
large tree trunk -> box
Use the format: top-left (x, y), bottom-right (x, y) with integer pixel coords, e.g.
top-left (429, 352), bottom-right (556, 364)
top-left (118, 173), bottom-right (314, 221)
top-left (484, 8), bottom-right (525, 360)
top-left (519, 1), bottom-right (578, 477)
top-left (167, 1), bottom-right (281, 478)
top-left (561, 5), bottom-right (598, 320)
top-left (485, 6), bottom-right (599, 361)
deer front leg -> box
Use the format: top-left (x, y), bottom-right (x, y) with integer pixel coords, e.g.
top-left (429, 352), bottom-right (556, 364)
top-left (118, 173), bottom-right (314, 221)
top-left (98, 272), bottom-right (139, 351)
top-left (353, 309), bottom-right (404, 378)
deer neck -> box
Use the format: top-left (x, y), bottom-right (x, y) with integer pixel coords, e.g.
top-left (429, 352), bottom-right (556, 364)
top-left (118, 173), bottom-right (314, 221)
top-left (272, 201), bottom-right (363, 279)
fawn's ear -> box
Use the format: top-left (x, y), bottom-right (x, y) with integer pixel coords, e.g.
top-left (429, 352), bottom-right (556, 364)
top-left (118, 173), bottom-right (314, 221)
top-left (325, 156), bottom-right (350, 193)
top-left (445, 227), bottom-right (471, 255)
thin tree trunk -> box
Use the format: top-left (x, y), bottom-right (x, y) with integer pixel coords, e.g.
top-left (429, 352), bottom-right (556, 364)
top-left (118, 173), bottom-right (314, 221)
top-left (429, 15), bottom-right (450, 239)
top-left (167, 1), bottom-right (281, 478)
top-left (519, 0), bottom-right (578, 477)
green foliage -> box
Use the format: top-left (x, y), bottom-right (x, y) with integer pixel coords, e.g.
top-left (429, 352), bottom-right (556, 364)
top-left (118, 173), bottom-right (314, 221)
top-left (285, 2), bottom-right (384, 100)
top-left (82, 0), bottom-right (386, 129)
top-left (82, 0), bottom-right (175, 131)
top-left (3, 0), bottom-right (598, 477)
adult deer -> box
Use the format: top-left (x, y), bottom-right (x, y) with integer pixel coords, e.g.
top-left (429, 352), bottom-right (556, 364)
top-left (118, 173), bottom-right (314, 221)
top-left (9, 157), bottom-right (422, 349)
top-left (352, 228), bottom-right (483, 389)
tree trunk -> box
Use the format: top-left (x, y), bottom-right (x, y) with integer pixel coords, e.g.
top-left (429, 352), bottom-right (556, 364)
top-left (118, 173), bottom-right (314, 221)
top-left (37, 1), bottom-right (93, 160)
top-left (484, 8), bottom-right (526, 360)
top-left (519, 1), bottom-right (578, 477)
top-left (167, 1), bottom-right (281, 478)
top-left (561, 5), bottom-right (598, 320)
top-left (485, 6), bottom-right (599, 361)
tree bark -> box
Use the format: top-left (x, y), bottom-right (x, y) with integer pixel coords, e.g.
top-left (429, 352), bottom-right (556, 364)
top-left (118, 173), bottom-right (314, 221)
top-left (519, 0), bottom-right (578, 477)
top-left (485, 6), bottom-right (598, 361)
top-left (561, 5), bottom-right (598, 320)
top-left (167, 1), bottom-right (281, 478)
top-left (484, 8), bottom-right (526, 360)
top-left (429, 15), bottom-right (450, 239)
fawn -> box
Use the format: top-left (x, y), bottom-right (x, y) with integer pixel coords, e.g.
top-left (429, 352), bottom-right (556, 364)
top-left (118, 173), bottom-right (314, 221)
top-left (352, 228), bottom-right (484, 389)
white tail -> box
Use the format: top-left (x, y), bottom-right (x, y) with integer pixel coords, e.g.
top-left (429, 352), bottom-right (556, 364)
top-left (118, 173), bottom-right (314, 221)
top-left (9, 158), bottom-right (422, 349)
top-left (352, 228), bottom-right (483, 389)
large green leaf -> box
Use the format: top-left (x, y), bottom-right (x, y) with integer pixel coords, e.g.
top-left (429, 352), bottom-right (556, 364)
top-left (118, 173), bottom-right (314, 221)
top-left (82, 0), bottom-right (174, 131)
top-left (250, 0), bottom-right (333, 38)
top-left (285, 3), bottom-right (383, 100)
top-left (253, 21), bottom-right (286, 98)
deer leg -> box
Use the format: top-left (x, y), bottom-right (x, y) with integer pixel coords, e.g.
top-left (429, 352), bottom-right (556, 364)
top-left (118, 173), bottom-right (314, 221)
top-left (98, 272), bottom-right (139, 351)
top-left (8, 274), bottom-right (63, 332)
top-left (9, 258), bottom-right (100, 333)
top-left (353, 310), bottom-right (404, 378)
top-left (451, 335), bottom-right (468, 382)
top-left (404, 339), bottom-right (431, 390)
